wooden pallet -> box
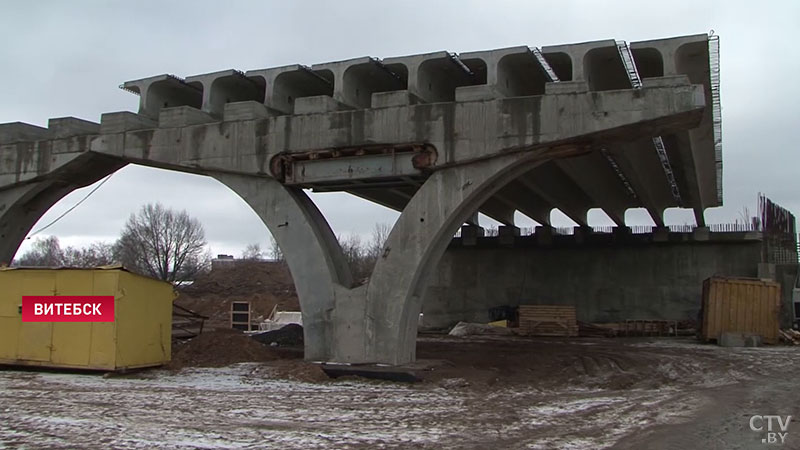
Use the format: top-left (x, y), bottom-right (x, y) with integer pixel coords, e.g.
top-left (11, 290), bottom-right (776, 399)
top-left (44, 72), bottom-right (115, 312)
top-left (518, 305), bottom-right (578, 337)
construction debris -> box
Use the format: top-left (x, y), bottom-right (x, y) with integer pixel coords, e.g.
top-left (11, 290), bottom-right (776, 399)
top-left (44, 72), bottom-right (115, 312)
top-left (779, 329), bottom-right (800, 345)
top-left (448, 322), bottom-right (514, 337)
top-left (578, 321), bottom-right (616, 338)
top-left (517, 305), bottom-right (579, 337)
top-left (250, 323), bottom-right (305, 347)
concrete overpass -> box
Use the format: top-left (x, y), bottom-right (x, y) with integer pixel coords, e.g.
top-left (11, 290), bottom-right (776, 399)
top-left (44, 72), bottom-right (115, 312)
top-left (0, 33), bottom-right (721, 365)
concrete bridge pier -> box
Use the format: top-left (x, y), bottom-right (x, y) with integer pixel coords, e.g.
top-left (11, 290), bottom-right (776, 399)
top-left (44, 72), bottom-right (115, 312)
top-left (212, 173), bottom-right (354, 362)
top-left (216, 150), bottom-right (548, 365)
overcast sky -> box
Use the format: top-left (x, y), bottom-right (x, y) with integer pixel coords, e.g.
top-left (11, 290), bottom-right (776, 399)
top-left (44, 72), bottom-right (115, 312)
top-left (2, 1), bottom-right (798, 258)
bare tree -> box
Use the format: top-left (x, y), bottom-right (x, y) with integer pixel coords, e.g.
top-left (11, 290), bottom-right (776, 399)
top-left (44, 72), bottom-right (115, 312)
top-left (63, 242), bottom-right (115, 267)
top-left (114, 203), bottom-right (208, 282)
top-left (242, 243), bottom-right (263, 260)
top-left (13, 237), bottom-right (115, 268)
top-left (269, 236), bottom-right (284, 262)
top-left (14, 236), bottom-right (65, 267)
top-left (363, 223), bottom-right (392, 271)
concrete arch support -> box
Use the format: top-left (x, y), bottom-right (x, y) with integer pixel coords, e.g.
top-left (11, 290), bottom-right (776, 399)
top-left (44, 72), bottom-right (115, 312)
top-left (212, 173), bottom-right (353, 361)
top-left (366, 152), bottom-right (549, 365)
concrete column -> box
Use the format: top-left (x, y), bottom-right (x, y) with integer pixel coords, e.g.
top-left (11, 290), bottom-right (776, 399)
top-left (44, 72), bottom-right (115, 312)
top-left (365, 151), bottom-right (548, 365)
top-left (212, 173), bottom-right (353, 361)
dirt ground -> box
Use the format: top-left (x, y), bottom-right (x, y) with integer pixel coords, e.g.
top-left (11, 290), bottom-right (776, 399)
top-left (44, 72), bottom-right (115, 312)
top-left (175, 261), bottom-right (300, 329)
top-left (1, 335), bottom-right (799, 449)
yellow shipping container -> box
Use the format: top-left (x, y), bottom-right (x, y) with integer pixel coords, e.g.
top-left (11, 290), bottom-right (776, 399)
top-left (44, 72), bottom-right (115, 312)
top-left (700, 276), bottom-right (781, 344)
top-left (0, 266), bottom-right (175, 371)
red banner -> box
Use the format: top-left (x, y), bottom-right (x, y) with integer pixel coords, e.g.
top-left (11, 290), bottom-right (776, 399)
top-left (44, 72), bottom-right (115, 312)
top-left (21, 296), bottom-right (115, 322)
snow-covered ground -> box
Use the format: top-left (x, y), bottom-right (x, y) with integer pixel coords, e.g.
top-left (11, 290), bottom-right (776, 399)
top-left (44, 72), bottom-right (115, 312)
top-left (1, 338), bottom-right (798, 449)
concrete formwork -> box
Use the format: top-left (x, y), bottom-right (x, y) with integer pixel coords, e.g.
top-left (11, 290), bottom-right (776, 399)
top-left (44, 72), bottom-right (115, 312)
top-left (0, 33), bottom-right (719, 364)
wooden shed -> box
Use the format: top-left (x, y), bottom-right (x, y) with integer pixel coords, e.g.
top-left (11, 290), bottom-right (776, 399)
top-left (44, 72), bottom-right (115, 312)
top-left (700, 277), bottom-right (781, 344)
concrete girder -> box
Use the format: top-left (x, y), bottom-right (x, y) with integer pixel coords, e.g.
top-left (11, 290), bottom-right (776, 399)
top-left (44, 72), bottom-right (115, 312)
top-left (494, 180), bottom-right (553, 226)
top-left (184, 70), bottom-right (265, 118)
top-left (211, 173), bottom-right (353, 361)
top-left (661, 131), bottom-right (706, 226)
top-left (346, 188), bottom-right (410, 212)
top-left (85, 83), bottom-right (706, 180)
top-left (382, 51), bottom-right (479, 103)
top-left (553, 152), bottom-right (638, 226)
top-left (245, 65), bottom-right (334, 115)
top-left (516, 162), bottom-right (594, 227)
top-left (631, 34), bottom-right (720, 211)
top-left (121, 75), bottom-right (203, 120)
top-left (477, 196), bottom-right (516, 226)
top-left (608, 140), bottom-right (674, 227)
top-left (312, 57), bottom-right (407, 109)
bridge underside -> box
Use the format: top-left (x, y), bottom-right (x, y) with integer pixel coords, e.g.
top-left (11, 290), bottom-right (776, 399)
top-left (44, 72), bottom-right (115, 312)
top-left (0, 33), bottom-right (721, 365)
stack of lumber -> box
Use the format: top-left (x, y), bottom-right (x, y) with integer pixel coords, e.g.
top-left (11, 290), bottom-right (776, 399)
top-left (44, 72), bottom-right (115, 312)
top-left (779, 329), bottom-right (800, 345)
top-left (578, 321), bottom-right (616, 337)
top-left (518, 305), bottom-right (578, 337)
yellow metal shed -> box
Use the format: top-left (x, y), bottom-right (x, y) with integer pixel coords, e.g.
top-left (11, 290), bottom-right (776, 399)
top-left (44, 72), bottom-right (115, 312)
top-left (0, 266), bottom-right (175, 371)
top-left (700, 276), bottom-right (781, 344)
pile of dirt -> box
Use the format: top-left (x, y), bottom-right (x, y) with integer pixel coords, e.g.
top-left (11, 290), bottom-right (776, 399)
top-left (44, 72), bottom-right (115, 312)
top-left (175, 261), bottom-right (300, 328)
top-left (169, 329), bottom-right (282, 369)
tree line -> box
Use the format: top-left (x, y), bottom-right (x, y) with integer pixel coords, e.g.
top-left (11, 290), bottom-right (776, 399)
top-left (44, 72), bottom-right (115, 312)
top-left (15, 202), bottom-right (394, 284)
top-left (238, 223), bottom-right (392, 283)
top-left (13, 203), bottom-right (209, 283)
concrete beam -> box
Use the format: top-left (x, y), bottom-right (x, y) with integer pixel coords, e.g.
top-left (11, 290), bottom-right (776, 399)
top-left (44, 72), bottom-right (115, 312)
top-left (246, 64), bottom-right (333, 115)
top-left (47, 117), bottom-right (99, 139)
top-left (312, 57), bottom-right (406, 109)
top-left (608, 140), bottom-right (673, 226)
top-left (494, 180), bottom-right (553, 225)
top-left (122, 74), bottom-right (203, 120)
top-left (554, 152), bottom-right (637, 226)
top-left (185, 69), bottom-right (265, 118)
top-left (100, 112), bottom-right (157, 134)
top-left (478, 197), bottom-right (516, 225)
top-left (0, 122), bottom-right (51, 144)
top-left (517, 162), bottom-right (594, 227)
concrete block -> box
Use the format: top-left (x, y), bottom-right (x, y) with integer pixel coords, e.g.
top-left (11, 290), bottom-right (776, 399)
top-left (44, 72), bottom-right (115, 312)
top-left (454, 85), bottom-right (501, 102)
top-left (0, 122), bottom-right (51, 144)
top-left (461, 225), bottom-right (484, 246)
top-left (545, 81), bottom-right (589, 95)
top-left (693, 226), bottom-right (710, 241)
top-left (612, 226), bottom-right (632, 243)
top-left (294, 95), bottom-right (351, 114)
top-left (642, 75), bottom-right (691, 88)
top-left (718, 332), bottom-right (745, 347)
top-left (158, 106), bottom-right (216, 128)
top-left (744, 334), bottom-right (763, 347)
top-left (653, 226), bottom-right (670, 242)
top-left (535, 226), bottom-right (553, 245)
top-left (498, 225), bottom-right (519, 246)
top-left (371, 90), bottom-right (422, 108)
top-left (758, 263), bottom-right (777, 281)
top-left (48, 117), bottom-right (100, 138)
top-left (223, 101), bottom-right (270, 121)
top-left (100, 112), bottom-right (157, 134)
top-left (574, 226), bottom-right (591, 244)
